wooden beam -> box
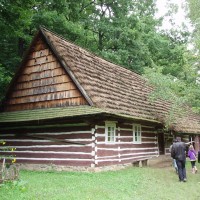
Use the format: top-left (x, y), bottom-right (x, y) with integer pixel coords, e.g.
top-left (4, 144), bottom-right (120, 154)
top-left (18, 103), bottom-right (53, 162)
top-left (0, 123), bottom-right (89, 130)
top-left (26, 134), bottom-right (85, 145)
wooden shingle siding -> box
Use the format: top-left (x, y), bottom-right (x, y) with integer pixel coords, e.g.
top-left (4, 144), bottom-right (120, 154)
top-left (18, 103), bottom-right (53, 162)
top-left (5, 98), bottom-right (87, 111)
top-left (8, 90), bottom-right (82, 104)
top-left (15, 75), bottom-right (71, 90)
top-left (4, 37), bottom-right (88, 111)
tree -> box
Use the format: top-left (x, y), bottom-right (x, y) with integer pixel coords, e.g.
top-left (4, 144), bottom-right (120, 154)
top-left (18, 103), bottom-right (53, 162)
top-left (143, 57), bottom-right (200, 115)
top-left (0, 0), bottom-right (192, 75)
top-left (0, 0), bottom-right (34, 69)
top-left (143, 1), bottom-right (200, 117)
top-left (187, 0), bottom-right (200, 50)
top-left (0, 0), bottom-right (199, 106)
top-left (0, 65), bottom-right (12, 102)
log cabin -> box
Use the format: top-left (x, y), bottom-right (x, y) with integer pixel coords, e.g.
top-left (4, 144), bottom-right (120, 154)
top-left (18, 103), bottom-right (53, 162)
top-left (0, 27), bottom-right (200, 170)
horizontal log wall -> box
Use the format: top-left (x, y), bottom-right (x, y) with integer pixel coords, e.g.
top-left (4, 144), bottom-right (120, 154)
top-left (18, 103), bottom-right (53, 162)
top-left (4, 37), bottom-right (88, 111)
top-left (94, 123), bottom-right (159, 167)
top-left (0, 121), bottom-right (170, 168)
top-left (0, 126), bottom-right (94, 167)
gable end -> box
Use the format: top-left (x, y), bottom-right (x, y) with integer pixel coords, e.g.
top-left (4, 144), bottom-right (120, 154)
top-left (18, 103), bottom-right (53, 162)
top-left (3, 34), bottom-right (89, 111)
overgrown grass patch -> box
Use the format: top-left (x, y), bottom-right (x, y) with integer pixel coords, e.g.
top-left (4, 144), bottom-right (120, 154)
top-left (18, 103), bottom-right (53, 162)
top-left (0, 162), bottom-right (200, 200)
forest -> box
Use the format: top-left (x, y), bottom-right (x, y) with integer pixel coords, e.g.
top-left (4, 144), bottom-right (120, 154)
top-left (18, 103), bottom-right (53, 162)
top-left (0, 0), bottom-right (199, 113)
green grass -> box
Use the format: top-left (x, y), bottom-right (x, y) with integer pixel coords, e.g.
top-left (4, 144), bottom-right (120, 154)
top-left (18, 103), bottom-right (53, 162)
top-left (0, 162), bottom-right (200, 200)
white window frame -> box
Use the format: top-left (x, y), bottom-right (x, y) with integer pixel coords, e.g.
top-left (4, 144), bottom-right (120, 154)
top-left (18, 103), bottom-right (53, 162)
top-left (133, 124), bottom-right (141, 144)
top-left (105, 121), bottom-right (116, 143)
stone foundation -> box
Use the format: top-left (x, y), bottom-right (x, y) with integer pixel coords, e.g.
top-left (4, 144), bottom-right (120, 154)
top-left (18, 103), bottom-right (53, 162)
top-left (14, 163), bottom-right (135, 172)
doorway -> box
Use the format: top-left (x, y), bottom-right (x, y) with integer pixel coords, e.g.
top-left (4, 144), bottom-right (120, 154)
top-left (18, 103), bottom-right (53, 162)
top-left (158, 132), bottom-right (165, 155)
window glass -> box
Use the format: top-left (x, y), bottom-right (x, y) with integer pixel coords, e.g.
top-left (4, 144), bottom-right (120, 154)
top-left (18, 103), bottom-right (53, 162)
top-left (105, 122), bottom-right (116, 143)
top-left (133, 124), bottom-right (141, 143)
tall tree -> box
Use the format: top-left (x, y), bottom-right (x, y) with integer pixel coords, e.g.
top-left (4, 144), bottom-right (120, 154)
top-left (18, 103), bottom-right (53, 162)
top-left (0, 0), bottom-right (34, 70)
top-left (0, 0), bottom-right (34, 100)
top-left (187, 0), bottom-right (200, 50)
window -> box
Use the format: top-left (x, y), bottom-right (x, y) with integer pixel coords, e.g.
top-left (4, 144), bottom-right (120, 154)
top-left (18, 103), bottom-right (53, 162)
top-left (105, 122), bottom-right (116, 143)
top-left (133, 124), bottom-right (141, 144)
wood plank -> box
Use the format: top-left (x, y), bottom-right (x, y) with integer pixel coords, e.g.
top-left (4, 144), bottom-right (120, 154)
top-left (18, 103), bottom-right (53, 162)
top-left (26, 54), bottom-right (56, 67)
top-left (12, 159), bottom-right (92, 166)
top-left (29, 48), bottom-right (51, 59)
top-left (17, 68), bottom-right (65, 82)
top-left (23, 61), bottom-right (59, 74)
top-left (1, 152), bottom-right (92, 159)
top-left (15, 75), bottom-right (71, 89)
top-left (11, 82), bottom-right (77, 98)
top-left (5, 97), bottom-right (88, 111)
top-left (8, 90), bottom-right (83, 104)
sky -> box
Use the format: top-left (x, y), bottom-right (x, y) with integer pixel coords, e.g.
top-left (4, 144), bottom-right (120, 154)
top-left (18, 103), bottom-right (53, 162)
top-left (155, 0), bottom-right (193, 31)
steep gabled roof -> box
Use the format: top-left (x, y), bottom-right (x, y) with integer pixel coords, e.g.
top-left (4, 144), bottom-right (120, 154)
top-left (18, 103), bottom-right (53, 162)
top-left (1, 27), bottom-right (200, 133)
top-left (40, 27), bottom-right (159, 120)
top-left (1, 28), bottom-right (93, 111)
top-left (41, 28), bottom-right (200, 133)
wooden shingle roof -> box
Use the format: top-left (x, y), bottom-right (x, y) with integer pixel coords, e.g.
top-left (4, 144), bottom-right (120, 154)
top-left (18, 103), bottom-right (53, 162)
top-left (41, 28), bottom-right (160, 120)
top-left (1, 27), bottom-right (200, 134)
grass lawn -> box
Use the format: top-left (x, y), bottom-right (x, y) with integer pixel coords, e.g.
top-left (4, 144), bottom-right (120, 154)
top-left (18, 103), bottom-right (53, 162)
top-left (0, 162), bottom-right (200, 200)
